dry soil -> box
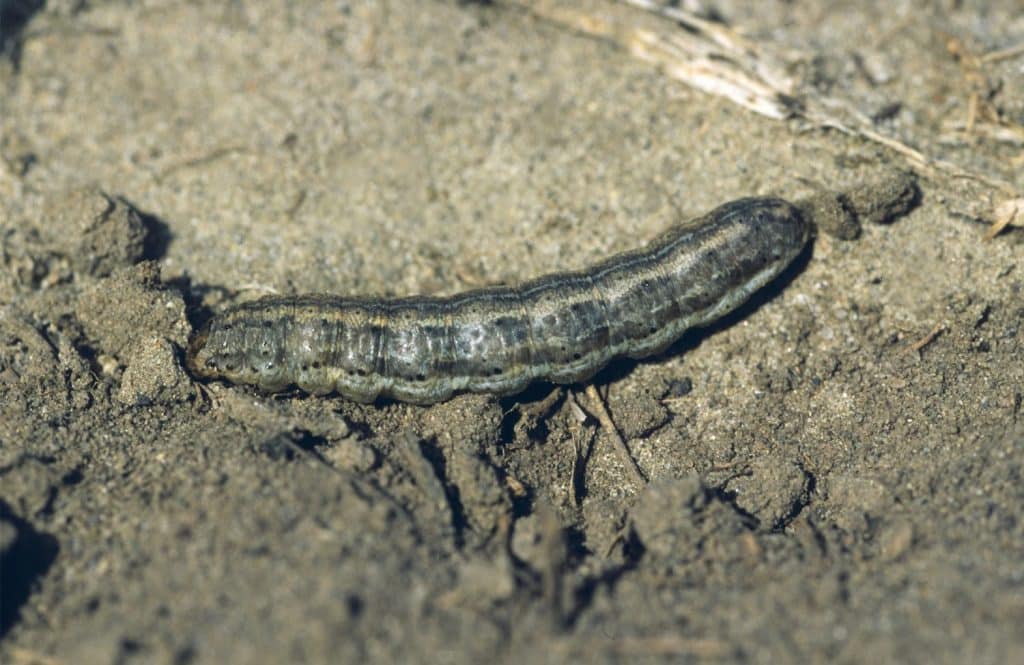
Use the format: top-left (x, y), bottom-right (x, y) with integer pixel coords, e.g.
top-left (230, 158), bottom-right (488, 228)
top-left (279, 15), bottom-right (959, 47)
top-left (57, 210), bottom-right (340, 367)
top-left (1, 1), bottom-right (1022, 664)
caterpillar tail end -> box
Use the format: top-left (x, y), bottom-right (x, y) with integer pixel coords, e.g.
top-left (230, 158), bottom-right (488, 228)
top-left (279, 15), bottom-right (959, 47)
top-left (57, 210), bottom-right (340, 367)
top-left (185, 323), bottom-right (213, 378)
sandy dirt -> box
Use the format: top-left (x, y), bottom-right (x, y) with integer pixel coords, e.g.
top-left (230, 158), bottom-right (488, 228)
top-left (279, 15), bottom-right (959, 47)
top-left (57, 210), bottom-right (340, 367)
top-left (1, 1), bottom-right (1022, 663)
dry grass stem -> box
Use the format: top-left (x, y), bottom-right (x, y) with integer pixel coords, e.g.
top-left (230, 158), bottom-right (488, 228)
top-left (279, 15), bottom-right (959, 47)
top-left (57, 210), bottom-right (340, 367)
top-left (503, 0), bottom-right (1022, 205)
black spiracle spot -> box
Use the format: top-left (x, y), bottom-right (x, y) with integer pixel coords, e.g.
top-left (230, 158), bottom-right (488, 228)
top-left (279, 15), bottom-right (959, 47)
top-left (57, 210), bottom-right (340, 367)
top-left (494, 317), bottom-right (511, 328)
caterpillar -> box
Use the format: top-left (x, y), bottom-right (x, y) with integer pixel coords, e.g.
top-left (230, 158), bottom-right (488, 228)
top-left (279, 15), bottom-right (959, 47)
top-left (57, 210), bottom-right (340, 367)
top-left (186, 197), bottom-right (810, 404)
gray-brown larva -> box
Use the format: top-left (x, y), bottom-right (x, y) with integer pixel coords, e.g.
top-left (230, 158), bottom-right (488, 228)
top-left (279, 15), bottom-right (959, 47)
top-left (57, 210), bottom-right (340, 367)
top-left (187, 197), bottom-right (810, 404)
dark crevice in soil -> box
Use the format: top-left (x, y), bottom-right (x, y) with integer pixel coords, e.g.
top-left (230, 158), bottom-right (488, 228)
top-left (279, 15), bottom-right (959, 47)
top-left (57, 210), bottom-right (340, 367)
top-left (773, 466), bottom-right (817, 532)
top-left (256, 428), bottom-right (328, 463)
top-left (561, 529), bottom-right (643, 629)
top-left (0, 0), bottom-right (45, 71)
top-left (709, 486), bottom-right (763, 531)
top-left (0, 498), bottom-right (60, 639)
top-left (417, 436), bottom-right (470, 549)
